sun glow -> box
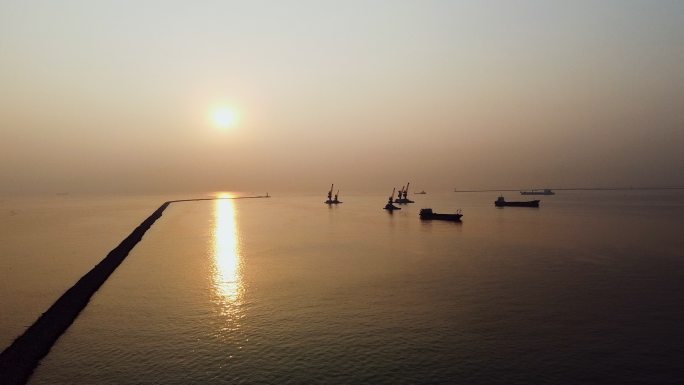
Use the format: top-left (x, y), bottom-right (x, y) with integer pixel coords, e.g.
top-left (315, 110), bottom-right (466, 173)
top-left (212, 107), bottom-right (238, 129)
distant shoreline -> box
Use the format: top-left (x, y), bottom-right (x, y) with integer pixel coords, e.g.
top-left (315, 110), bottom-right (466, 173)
top-left (454, 187), bottom-right (684, 192)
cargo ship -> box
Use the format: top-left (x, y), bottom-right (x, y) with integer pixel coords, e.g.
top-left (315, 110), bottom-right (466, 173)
top-left (520, 189), bottom-right (555, 195)
top-left (495, 196), bottom-right (540, 207)
top-left (419, 208), bottom-right (462, 221)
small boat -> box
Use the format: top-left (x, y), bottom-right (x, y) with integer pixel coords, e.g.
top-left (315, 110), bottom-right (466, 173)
top-left (415, 190), bottom-right (427, 195)
top-left (394, 182), bottom-right (415, 204)
top-left (520, 189), bottom-right (555, 195)
top-left (495, 196), bottom-right (540, 207)
top-left (384, 203), bottom-right (400, 211)
top-left (384, 188), bottom-right (401, 211)
top-left (324, 184), bottom-right (342, 204)
top-left (419, 208), bottom-right (462, 221)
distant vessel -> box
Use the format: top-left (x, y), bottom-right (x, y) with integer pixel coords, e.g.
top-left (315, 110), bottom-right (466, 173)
top-left (419, 208), bottom-right (462, 221)
top-left (415, 190), bottom-right (427, 195)
top-left (325, 184), bottom-right (342, 204)
top-left (520, 189), bottom-right (555, 195)
top-left (394, 182), bottom-right (415, 204)
top-left (495, 196), bottom-right (540, 207)
top-left (384, 188), bottom-right (401, 211)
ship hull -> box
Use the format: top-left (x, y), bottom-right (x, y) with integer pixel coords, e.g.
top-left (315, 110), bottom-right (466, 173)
top-left (394, 199), bottom-right (415, 204)
top-left (520, 189), bottom-right (555, 195)
top-left (495, 200), bottom-right (540, 207)
top-left (420, 213), bottom-right (462, 221)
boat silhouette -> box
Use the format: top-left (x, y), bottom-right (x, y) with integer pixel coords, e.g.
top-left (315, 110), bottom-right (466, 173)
top-left (384, 188), bottom-right (401, 211)
top-left (394, 182), bottom-right (415, 204)
top-left (324, 184), bottom-right (342, 204)
top-left (495, 196), bottom-right (540, 207)
top-left (419, 208), bottom-right (462, 221)
top-left (520, 189), bottom-right (555, 195)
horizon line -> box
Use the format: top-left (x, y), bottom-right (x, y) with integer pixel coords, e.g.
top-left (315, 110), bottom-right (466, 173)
top-left (454, 186), bottom-right (684, 192)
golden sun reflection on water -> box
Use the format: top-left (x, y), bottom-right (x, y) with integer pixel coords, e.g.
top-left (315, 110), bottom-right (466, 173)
top-left (212, 194), bottom-right (243, 304)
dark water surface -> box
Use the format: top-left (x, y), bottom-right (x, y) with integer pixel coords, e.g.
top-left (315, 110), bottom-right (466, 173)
top-left (3, 191), bottom-right (684, 384)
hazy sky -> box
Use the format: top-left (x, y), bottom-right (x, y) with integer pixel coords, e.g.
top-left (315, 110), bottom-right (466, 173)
top-left (1, 0), bottom-right (683, 194)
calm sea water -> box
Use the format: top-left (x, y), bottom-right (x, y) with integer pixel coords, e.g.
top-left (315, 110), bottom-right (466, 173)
top-left (2, 191), bottom-right (684, 384)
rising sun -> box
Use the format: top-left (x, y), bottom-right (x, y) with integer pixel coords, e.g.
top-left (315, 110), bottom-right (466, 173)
top-left (212, 107), bottom-right (238, 129)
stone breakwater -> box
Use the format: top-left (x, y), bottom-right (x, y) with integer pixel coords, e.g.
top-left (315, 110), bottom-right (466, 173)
top-left (0, 196), bottom-right (267, 385)
top-left (0, 202), bottom-right (170, 385)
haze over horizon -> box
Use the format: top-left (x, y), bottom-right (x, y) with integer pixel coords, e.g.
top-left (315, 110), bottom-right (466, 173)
top-left (2, 1), bottom-right (683, 195)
